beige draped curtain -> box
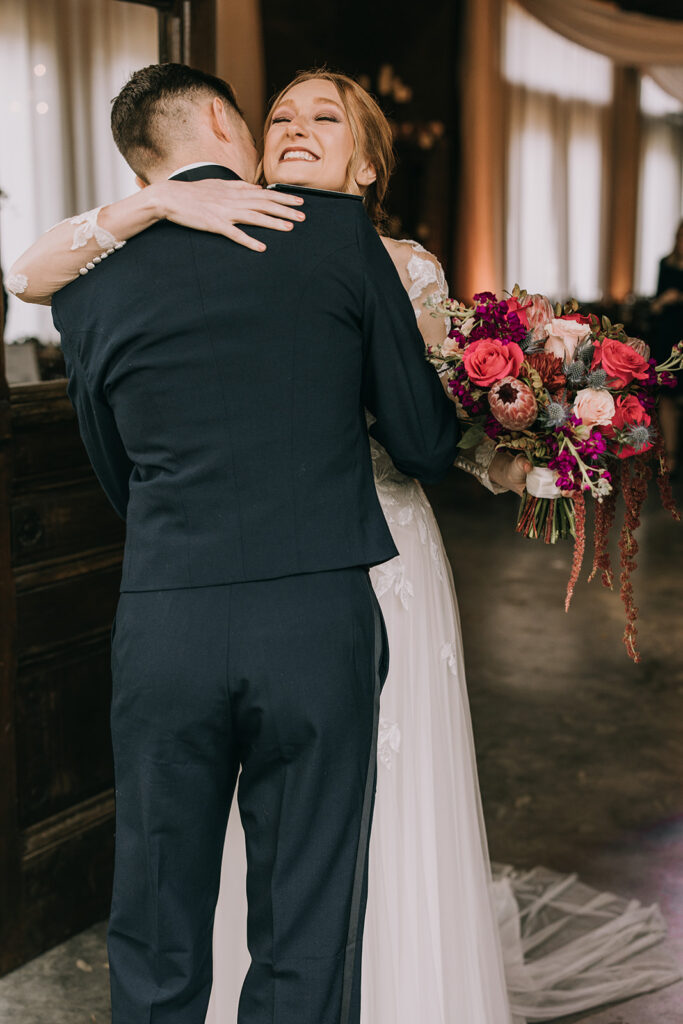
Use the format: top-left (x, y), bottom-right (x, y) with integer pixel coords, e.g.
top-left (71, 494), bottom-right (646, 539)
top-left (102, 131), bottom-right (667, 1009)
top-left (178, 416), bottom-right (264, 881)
top-left (648, 67), bottom-right (683, 106)
top-left (517, 0), bottom-right (683, 68)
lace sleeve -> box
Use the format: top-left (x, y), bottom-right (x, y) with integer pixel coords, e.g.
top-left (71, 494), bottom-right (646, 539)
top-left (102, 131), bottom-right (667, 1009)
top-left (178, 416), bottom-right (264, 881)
top-left (397, 240), bottom-right (507, 494)
top-left (6, 190), bottom-right (162, 306)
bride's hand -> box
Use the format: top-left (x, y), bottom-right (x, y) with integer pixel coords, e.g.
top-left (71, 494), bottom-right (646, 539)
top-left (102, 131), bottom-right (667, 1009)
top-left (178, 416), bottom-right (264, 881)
top-left (488, 451), bottom-right (532, 496)
top-left (152, 179), bottom-right (306, 252)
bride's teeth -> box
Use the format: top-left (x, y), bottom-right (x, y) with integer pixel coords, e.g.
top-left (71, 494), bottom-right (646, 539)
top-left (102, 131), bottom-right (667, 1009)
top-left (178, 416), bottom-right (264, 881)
top-left (282, 151), bottom-right (317, 161)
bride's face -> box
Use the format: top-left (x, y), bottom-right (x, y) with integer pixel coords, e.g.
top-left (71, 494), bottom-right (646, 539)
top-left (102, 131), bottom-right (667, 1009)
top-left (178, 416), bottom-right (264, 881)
top-left (263, 79), bottom-right (374, 194)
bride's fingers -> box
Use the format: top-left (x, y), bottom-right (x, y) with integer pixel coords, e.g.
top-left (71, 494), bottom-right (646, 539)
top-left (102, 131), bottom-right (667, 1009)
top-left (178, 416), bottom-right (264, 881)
top-left (262, 198), bottom-right (307, 218)
top-left (238, 199), bottom-right (306, 222)
top-left (222, 224), bottom-right (268, 252)
top-left (211, 211), bottom-right (296, 236)
top-left (197, 182), bottom-right (306, 209)
top-left (180, 199), bottom-right (305, 227)
top-left (238, 211), bottom-right (299, 231)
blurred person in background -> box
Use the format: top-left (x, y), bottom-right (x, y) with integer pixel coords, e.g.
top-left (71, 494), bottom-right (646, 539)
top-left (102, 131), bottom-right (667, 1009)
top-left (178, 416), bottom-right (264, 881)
top-left (652, 219), bottom-right (683, 476)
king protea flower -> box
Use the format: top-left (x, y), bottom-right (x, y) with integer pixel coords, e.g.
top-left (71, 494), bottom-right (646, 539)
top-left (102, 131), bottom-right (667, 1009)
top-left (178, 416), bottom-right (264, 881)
top-left (489, 377), bottom-right (538, 430)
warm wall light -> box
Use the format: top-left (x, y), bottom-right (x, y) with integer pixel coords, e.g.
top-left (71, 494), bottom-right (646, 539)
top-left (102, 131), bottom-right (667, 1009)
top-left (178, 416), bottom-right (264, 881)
top-left (35, 102), bottom-right (49, 115)
top-left (33, 64), bottom-right (46, 77)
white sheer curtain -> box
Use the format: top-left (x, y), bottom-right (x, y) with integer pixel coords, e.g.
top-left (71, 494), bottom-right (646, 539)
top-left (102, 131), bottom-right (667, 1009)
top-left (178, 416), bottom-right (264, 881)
top-left (503, 1), bottom-right (612, 300)
top-left (0, 0), bottom-right (157, 342)
top-left (634, 76), bottom-right (683, 297)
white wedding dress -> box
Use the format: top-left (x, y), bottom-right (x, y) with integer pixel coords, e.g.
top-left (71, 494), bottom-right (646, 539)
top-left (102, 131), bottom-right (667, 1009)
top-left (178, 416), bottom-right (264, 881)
top-left (205, 242), bottom-right (681, 1024)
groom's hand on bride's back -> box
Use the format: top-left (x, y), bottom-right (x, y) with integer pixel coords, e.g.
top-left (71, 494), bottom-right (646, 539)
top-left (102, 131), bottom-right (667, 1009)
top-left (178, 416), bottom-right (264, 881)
top-left (151, 179), bottom-right (306, 253)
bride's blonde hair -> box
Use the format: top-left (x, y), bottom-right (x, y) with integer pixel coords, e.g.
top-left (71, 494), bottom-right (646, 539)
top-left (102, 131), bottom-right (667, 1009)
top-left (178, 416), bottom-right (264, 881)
top-left (263, 70), bottom-right (395, 232)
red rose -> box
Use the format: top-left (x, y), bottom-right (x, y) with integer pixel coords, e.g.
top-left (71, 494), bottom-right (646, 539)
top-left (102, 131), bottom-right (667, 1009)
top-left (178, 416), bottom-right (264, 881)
top-left (610, 394), bottom-right (652, 459)
top-left (592, 338), bottom-right (650, 388)
top-left (560, 313), bottom-right (591, 325)
top-left (462, 338), bottom-right (525, 388)
top-left (612, 394), bottom-right (650, 432)
top-left (505, 296), bottom-right (530, 328)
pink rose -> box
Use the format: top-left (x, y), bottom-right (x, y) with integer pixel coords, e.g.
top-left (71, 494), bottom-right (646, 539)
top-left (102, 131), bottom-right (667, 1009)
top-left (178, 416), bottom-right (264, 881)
top-left (572, 387), bottom-right (616, 428)
top-left (591, 338), bottom-right (650, 388)
top-left (544, 317), bottom-right (591, 362)
top-left (462, 337), bottom-right (525, 387)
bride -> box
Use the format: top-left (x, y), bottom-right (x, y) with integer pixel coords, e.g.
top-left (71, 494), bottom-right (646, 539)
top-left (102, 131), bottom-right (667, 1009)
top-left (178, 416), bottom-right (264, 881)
top-left (9, 69), bottom-right (680, 1024)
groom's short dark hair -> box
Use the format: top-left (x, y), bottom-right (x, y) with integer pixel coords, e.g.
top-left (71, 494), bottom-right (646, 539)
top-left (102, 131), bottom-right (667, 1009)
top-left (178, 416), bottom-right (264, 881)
top-left (111, 63), bottom-right (245, 179)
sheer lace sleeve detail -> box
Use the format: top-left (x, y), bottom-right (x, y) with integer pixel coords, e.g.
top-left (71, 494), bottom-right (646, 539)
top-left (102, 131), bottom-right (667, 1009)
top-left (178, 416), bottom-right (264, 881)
top-left (7, 273), bottom-right (28, 296)
top-left (454, 439), bottom-right (507, 494)
top-left (398, 239), bottom-right (448, 314)
top-left (69, 207), bottom-right (121, 251)
top-left (405, 243), bottom-right (447, 306)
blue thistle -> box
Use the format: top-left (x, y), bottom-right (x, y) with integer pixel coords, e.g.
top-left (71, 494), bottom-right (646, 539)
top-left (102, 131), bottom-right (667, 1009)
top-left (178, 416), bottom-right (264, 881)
top-left (575, 339), bottom-right (595, 365)
top-left (542, 401), bottom-right (569, 428)
top-left (566, 361), bottom-right (586, 384)
top-left (587, 368), bottom-right (608, 388)
top-left (624, 425), bottom-right (652, 450)
top-left (522, 331), bottom-right (547, 354)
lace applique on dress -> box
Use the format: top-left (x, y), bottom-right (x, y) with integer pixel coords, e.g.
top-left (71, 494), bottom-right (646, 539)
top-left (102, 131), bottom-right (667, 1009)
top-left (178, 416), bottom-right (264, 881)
top-left (440, 642), bottom-right (459, 676)
top-left (369, 439), bottom-right (447, 584)
top-left (371, 557), bottom-right (414, 610)
top-left (377, 717), bottom-right (402, 770)
top-left (7, 273), bottom-right (28, 296)
top-left (394, 239), bottom-right (448, 316)
top-left (69, 207), bottom-right (120, 251)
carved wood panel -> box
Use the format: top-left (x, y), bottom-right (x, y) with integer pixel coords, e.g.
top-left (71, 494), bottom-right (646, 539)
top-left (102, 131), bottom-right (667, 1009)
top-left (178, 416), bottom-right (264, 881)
top-left (0, 378), bottom-right (123, 974)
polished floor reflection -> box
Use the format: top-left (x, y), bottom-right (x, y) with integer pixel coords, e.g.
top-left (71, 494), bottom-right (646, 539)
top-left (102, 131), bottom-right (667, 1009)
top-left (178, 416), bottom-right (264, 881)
top-left (0, 471), bottom-right (681, 1023)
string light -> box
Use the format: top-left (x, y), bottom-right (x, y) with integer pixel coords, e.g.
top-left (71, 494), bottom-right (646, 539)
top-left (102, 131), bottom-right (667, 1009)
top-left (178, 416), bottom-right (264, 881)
top-left (36, 101), bottom-right (49, 115)
top-left (33, 64), bottom-right (47, 77)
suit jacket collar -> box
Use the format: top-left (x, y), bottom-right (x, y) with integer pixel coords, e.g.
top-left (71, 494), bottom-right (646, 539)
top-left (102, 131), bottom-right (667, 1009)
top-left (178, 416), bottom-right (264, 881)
top-left (169, 163), bottom-right (243, 183)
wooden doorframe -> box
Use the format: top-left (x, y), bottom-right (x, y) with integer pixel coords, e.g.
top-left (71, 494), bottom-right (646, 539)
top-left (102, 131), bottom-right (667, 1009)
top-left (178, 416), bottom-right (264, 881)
top-left (120, 0), bottom-right (217, 72)
top-left (0, 284), bottom-right (21, 974)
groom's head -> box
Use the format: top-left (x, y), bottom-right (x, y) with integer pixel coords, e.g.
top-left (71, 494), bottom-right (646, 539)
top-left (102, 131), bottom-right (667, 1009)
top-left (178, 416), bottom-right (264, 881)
top-left (111, 63), bottom-right (258, 184)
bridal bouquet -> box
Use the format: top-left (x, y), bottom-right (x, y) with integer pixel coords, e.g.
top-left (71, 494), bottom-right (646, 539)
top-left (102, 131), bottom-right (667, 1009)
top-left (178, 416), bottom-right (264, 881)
top-left (426, 285), bottom-right (683, 661)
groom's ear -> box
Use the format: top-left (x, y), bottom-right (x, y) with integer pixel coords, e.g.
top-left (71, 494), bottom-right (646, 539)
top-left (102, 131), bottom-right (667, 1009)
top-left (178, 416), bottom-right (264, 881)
top-left (135, 175), bottom-right (148, 190)
top-left (211, 97), bottom-right (233, 143)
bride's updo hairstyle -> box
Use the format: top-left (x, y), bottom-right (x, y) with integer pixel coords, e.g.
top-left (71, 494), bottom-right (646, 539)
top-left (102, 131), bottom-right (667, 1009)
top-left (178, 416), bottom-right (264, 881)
top-left (264, 70), bottom-right (395, 232)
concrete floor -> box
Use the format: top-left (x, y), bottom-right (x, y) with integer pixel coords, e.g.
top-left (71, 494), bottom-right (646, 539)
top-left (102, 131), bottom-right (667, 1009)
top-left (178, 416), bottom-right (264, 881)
top-left (0, 470), bottom-right (682, 1023)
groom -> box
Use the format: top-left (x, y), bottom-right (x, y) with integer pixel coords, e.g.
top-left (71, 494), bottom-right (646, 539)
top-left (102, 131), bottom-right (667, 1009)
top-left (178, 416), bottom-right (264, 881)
top-left (52, 63), bottom-right (460, 1024)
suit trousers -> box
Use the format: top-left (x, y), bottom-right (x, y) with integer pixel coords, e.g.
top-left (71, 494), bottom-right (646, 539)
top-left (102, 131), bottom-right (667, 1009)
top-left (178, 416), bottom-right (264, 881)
top-left (107, 567), bottom-right (387, 1024)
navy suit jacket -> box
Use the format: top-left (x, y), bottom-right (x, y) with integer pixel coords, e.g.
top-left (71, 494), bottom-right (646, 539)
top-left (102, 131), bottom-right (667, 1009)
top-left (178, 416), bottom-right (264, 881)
top-left (52, 165), bottom-right (460, 591)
